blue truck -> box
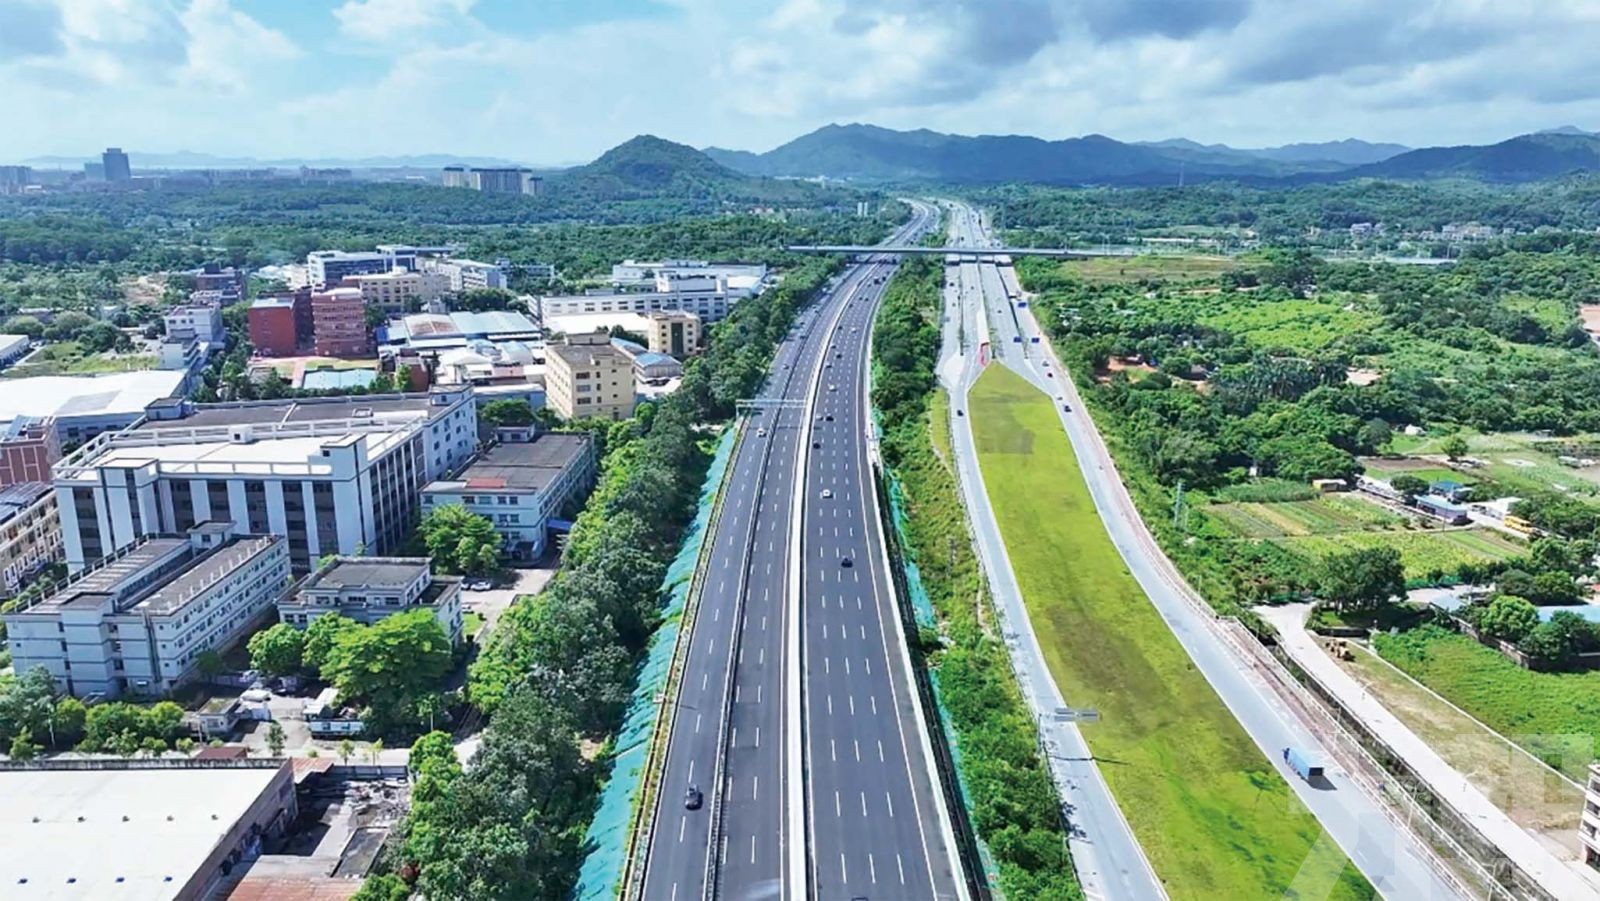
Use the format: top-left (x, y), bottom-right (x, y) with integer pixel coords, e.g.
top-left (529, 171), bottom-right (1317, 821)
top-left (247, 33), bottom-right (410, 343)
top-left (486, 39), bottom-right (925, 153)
top-left (1282, 746), bottom-right (1324, 782)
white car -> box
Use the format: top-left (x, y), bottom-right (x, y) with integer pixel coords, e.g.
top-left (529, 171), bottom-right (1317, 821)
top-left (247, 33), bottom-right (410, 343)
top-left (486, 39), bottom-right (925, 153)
top-left (757, 427), bottom-right (767, 437)
top-left (821, 489), bottom-right (834, 499)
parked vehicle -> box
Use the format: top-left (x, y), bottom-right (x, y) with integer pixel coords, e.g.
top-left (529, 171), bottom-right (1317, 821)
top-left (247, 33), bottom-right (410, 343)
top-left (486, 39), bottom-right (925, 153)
top-left (1282, 746), bottom-right (1324, 782)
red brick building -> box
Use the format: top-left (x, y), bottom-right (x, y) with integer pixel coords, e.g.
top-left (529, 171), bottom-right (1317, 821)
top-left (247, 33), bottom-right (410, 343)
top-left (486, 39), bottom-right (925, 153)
top-left (248, 293), bottom-right (303, 357)
top-left (0, 417), bottom-right (60, 489)
top-left (311, 287), bottom-right (369, 357)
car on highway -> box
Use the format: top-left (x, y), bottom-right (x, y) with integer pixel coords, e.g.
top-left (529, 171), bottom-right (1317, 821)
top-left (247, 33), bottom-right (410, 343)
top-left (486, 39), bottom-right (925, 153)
top-left (828, 384), bottom-right (837, 392)
top-left (956, 409), bottom-right (964, 416)
top-left (812, 440), bottom-right (821, 448)
top-left (840, 556), bottom-right (853, 568)
top-left (684, 786), bottom-right (703, 810)
top-left (824, 414), bottom-right (834, 422)
top-left (821, 489), bottom-right (834, 499)
top-left (756, 427), bottom-right (767, 436)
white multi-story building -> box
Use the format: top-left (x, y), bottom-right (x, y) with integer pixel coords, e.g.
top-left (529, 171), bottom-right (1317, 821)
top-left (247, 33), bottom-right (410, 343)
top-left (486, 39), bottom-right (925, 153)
top-left (52, 389), bottom-right (477, 574)
top-left (277, 556), bottom-right (464, 643)
top-left (421, 433), bottom-right (595, 561)
top-left (533, 282), bottom-right (738, 323)
top-left (163, 304), bottom-right (226, 345)
top-left (609, 259), bottom-right (767, 290)
top-left (3, 522), bottom-right (290, 698)
top-left (0, 482), bottom-right (60, 597)
top-left (306, 250), bottom-right (394, 287)
top-left (421, 257), bottom-right (507, 293)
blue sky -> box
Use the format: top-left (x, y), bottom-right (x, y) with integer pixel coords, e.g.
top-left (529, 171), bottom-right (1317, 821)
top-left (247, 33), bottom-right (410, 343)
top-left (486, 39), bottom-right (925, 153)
top-left (3, 0), bottom-right (1599, 165)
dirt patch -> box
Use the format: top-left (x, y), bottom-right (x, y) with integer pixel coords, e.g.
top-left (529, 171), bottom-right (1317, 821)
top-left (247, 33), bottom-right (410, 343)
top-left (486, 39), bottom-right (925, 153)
top-left (1094, 355), bottom-right (1157, 384)
top-left (1345, 367), bottom-right (1382, 387)
top-left (1580, 304), bottom-right (1600, 335)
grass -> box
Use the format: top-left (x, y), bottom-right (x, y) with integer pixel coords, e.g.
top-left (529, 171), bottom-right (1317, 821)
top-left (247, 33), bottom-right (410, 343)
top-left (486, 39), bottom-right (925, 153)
top-left (463, 611), bottom-right (486, 639)
top-left (1374, 624), bottom-right (1600, 782)
top-left (1277, 529), bottom-right (1522, 579)
top-left (1335, 643), bottom-right (1582, 845)
top-left (1384, 430), bottom-right (1600, 502)
top-left (928, 386), bottom-right (953, 464)
top-left (3, 341), bottom-right (157, 377)
top-left (1059, 254), bottom-right (1237, 285)
top-left (968, 363), bottom-right (1373, 901)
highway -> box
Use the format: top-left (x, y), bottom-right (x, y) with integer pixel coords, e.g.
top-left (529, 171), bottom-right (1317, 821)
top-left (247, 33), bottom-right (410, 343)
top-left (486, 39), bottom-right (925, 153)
top-left (939, 203), bottom-right (1167, 901)
top-left (638, 201), bottom-right (947, 901)
top-left (799, 209), bottom-right (964, 900)
top-left (940, 200), bottom-right (1466, 900)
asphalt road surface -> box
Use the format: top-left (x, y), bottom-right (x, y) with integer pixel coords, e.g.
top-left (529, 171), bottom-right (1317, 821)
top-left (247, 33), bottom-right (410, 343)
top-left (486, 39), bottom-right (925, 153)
top-left (640, 203), bottom-right (945, 901)
top-left (942, 201), bottom-right (1465, 900)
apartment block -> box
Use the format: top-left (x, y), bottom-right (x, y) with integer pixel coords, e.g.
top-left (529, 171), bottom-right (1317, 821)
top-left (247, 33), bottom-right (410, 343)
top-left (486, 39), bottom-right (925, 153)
top-left (0, 482), bottom-right (61, 597)
top-left (3, 522), bottom-right (290, 698)
top-left (545, 331), bottom-right (636, 422)
top-left (311, 287), bottom-right (369, 357)
top-left (52, 389), bottom-right (476, 573)
top-left (191, 263), bottom-right (245, 303)
top-left (248, 290), bottom-right (309, 356)
top-left (420, 257), bottom-right (507, 293)
top-left (164, 304), bottom-right (226, 345)
top-left (278, 556), bottom-right (463, 643)
top-left (421, 433), bottom-right (595, 561)
top-left (306, 250), bottom-right (393, 287)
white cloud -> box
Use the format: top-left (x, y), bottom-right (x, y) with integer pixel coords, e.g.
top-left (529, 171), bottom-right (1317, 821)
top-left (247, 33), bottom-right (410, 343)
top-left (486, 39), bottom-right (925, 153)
top-left (180, 0), bottom-right (300, 92)
top-left (333, 0), bottom-right (477, 44)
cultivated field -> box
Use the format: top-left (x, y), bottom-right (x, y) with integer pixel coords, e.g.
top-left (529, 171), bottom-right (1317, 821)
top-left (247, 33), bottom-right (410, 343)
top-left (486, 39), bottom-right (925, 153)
top-left (969, 364), bottom-right (1373, 901)
top-left (1058, 253), bottom-right (1237, 285)
top-left (1385, 430), bottom-right (1600, 501)
top-left (1207, 496), bottom-right (1403, 538)
top-left (1278, 529), bottom-right (1523, 578)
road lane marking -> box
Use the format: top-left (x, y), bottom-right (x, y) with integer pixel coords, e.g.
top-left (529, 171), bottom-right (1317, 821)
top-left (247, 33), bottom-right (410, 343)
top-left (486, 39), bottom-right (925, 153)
top-left (886, 792), bottom-right (895, 818)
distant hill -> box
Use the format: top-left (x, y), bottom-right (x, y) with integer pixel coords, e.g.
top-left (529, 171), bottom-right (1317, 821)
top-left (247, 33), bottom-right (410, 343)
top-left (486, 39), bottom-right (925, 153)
top-left (20, 150), bottom-right (530, 170)
top-left (706, 123), bottom-right (1299, 185)
top-left (1341, 132), bottom-right (1600, 182)
top-left (551, 134), bottom-right (838, 204)
top-left (1138, 137), bottom-right (1408, 167)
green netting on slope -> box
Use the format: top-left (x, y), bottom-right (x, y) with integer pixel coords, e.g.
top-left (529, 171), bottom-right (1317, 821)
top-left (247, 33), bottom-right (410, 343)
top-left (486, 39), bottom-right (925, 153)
top-left (886, 474), bottom-right (938, 627)
top-left (929, 668), bottom-right (1005, 891)
top-left (573, 427), bottom-right (738, 900)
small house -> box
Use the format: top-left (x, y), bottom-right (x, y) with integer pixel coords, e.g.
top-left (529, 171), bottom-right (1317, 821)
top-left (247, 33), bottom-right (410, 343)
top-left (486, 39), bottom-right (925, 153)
top-left (1416, 494), bottom-right (1470, 525)
top-left (1311, 478), bottom-right (1349, 493)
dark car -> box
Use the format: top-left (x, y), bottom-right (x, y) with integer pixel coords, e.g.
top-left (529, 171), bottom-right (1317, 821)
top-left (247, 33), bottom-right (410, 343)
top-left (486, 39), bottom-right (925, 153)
top-left (684, 786), bottom-right (703, 810)
top-left (812, 440), bottom-right (821, 448)
top-left (840, 556), bottom-right (853, 568)
top-left (825, 414), bottom-right (835, 422)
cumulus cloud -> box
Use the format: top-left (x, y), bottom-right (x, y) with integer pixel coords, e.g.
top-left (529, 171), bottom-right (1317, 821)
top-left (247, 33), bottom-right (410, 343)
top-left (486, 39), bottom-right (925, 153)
top-left (4, 0), bottom-right (1600, 161)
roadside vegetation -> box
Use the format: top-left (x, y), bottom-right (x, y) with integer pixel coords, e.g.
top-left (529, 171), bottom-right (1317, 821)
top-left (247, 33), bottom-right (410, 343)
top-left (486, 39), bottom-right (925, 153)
top-left (873, 257), bottom-right (1081, 898)
top-left (968, 363), bottom-right (1373, 900)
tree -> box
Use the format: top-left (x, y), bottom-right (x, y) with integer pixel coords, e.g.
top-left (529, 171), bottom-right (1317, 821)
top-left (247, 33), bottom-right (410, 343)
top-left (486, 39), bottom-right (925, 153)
top-left (1390, 474), bottom-right (1428, 501)
top-left (1318, 545), bottom-right (1405, 611)
top-left (479, 399), bottom-right (535, 428)
top-left (419, 505), bottom-right (501, 574)
top-left (249, 623), bottom-right (306, 676)
top-left (409, 730), bottom-right (456, 776)
top-left (1496, 568), bottom-right (1537, 600)
top-left (367, 738), bottom-right (385, 765)
top-left (321, 610), bottom-right (453, 731)
top-left (1441, 434), bottom-right (1469, 461)
top-left (51, 697), bottom-right (86, 748)
top-left (338, 738), bottom-right (355, 765)
top-left (195, 649), bottom-right (226, 680)
top-left (1474, 594), bottom-right (1540, 643)
top-left (304, 613), bottom-right (361, 675)
top-left (2, 315), bottom-right (44, 339)
top-left (266, 721), bottom-right (287, 757)
top-left (9, 727), bottom-right (40, 761)
top-left (1531, 571), bottom-right (1583, 606)
top-left (351, 874), bottom-right (411, 901)
top-left (1523, 611), bottom-right (1600, 667)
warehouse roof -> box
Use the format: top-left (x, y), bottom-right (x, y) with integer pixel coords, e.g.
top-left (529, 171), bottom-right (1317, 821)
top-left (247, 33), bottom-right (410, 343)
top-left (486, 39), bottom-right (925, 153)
top-left (0, 371), bottom-right (185, 423)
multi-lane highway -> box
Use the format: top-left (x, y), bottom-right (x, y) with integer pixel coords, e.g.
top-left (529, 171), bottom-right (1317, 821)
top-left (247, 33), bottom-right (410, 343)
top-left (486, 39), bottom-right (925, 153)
top-left (941, 200), bottom-right (1465, 900)
top-left (799, 222), bottom-right (963, 900)
top-left (639, 201), bottom-right (954, 901)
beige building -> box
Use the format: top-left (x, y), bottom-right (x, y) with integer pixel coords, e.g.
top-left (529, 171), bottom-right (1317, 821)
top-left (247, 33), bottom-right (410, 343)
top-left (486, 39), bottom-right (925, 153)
top-left (0, 482), bottom-right (60, 597)
top-left (348, 268), bottom-right (449, 315)
top-left (546, 330), bottom-right (636, 421)
top-left (644, 310), bottom-right (701, 356)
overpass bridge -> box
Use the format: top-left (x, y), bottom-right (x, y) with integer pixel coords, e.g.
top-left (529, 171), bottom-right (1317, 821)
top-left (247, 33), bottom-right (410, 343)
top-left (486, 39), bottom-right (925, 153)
top-left (786, 244), bottom-right (1133, 259)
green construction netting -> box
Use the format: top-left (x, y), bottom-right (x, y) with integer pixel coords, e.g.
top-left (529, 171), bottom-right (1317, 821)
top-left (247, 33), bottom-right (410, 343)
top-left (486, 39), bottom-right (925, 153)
top-left (573, 427), bottom-right (738, 900)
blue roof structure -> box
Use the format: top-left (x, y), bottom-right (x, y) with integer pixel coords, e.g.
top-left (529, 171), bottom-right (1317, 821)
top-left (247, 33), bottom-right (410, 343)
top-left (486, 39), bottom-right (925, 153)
top-left (1537, 605), bottom-right (1600, 624)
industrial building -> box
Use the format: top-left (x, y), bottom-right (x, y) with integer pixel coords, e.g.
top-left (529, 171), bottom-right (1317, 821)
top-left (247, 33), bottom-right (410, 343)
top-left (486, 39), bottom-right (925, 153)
top-left (0, 482), bottom-right (60, 597)
top-left (643, 309), bottom-right (701, 356)
top-left (609, 259), bottom-right (766, 290)
top-left (611, 338), bottom-right (683, 382)
top-left (51, 388), bottom-right (477, 573)
top-left (378, 310), bottom-right (539, 354)
top-left (347, 268), bottom-right (449, 315)
top-left (0, 759), bottom-right (298, 900)
top-left (533, 267), bottom-right (750, 323)
top-left (306, 250), bottom-right (393, 288)
top-left (545, 331), bottom-right (635, 421)
top-left (4, 521), bottom-right (289, 698)
top-left (0, 371), bottom-right (187, 447)
top-left (421, 432), bottom-right (596, 561)
top-left (278, 556), bottom-right (464, 643)
top-left (418, 257), bottom-right (508, 293)
top-left (0, 333), bottom-right (31, 367)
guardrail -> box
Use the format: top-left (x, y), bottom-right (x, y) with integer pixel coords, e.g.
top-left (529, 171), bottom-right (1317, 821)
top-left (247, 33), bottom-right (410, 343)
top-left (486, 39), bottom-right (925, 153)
top-left (619, 421), bottom-right (745, 900)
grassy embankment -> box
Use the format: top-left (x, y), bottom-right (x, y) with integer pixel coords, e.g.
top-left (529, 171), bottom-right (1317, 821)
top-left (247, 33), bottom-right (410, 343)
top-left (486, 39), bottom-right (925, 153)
top-left (1374, 624), bottom-right (1600, 783)
top-left (968, 363), bottom-right (1373, 900)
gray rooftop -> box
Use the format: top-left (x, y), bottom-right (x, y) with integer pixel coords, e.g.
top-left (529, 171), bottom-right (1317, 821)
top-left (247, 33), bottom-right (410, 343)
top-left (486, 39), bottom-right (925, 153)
top-left (134, 393), bottom-right (438, 431)
top-left (303, 558), bottom-right (429, 592)
top-left (434, 434), bottom-right (591, 493)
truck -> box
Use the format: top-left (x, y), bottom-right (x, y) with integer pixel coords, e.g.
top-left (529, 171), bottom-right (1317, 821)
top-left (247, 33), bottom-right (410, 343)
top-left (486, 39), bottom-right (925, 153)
top-left (1282, 746), bottom-right (1324, 782)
